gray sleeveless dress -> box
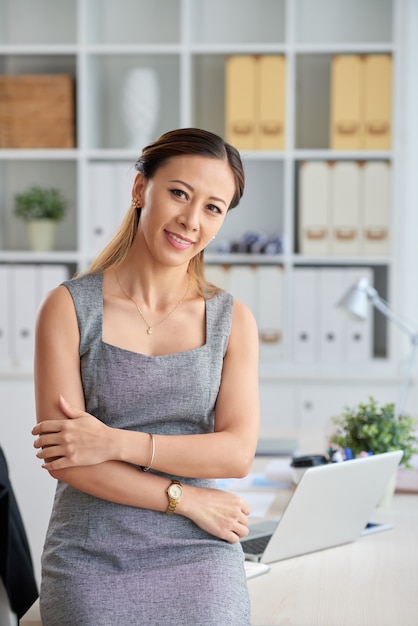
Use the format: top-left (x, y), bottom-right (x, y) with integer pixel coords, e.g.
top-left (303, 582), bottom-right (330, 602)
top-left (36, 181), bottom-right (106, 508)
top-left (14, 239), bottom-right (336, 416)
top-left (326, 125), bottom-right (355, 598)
top-left (40, 273), bottom-right (251, 626)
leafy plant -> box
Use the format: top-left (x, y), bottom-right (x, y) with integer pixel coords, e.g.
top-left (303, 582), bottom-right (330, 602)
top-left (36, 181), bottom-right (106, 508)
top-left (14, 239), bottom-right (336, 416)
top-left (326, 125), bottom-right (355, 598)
top-left (330, 397), bottom-right (418, 468)
top-left (14, 185), bottom-right (67, 221)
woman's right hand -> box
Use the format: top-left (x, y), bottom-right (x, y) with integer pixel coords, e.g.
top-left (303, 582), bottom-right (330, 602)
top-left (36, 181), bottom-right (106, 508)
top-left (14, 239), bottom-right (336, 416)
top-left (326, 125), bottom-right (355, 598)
top-left (178, 484), bottom-right (251, 543)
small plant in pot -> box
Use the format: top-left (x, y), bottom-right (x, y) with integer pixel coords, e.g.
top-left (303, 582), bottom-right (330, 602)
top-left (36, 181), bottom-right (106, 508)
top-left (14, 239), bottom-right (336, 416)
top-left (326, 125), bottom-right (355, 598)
top-left (330, 397), bottom-right (418, 467)
top-left (330, 397), bottom-right (418, 503)
top-left (14, 185), bottom-right (67, 251)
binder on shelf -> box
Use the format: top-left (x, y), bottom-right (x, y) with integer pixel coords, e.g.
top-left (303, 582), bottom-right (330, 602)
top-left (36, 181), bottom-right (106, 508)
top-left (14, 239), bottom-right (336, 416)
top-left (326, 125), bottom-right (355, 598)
top-left (228, 265), bottom-right (258, 315)
top-left (225, 55), bottom-right (286, 150)
top-left (225, 55), bottom-right (257, 150)
top-left (204, 264), bottom-right (230, 292)
top-left (330, 55), bottom-right (362, 149)
top-left (362, 161), bottom-right (391, 256)
top-left (257, 55), bottom-right (286, 150)
top-left (343, 267), bottom-right (373, 362)
top-left (258, 266), bottom-right (284, 358)
top-left (331, 161), bottom-right (361, 256)
top-left (11, 265), bottom-right (38, 368)
top-left (38, 265), bottom-right (70, 303)
top-left (298, 161), bottom-right (331, 255)
top-left (318, 268), bottom-right (346, 362)
top-left (363, 55), bottom-right (392, 150)
top-left (292, 269), bottom-right (318, 362)
top-left (0, 266), bottom-right (10, 365)
top-left (89, 162), bottom-right (124, 255)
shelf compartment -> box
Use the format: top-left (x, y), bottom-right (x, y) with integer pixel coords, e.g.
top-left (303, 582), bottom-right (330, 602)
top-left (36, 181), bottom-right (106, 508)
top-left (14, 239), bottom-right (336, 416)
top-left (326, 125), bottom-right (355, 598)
top-left (189, 0), bottom-right (285, 45)
top-left (84, 0), bottom-right (180, 45)
top-left (207, 159), bottom-right (285, 255)
top-left (85, 54), bottom-right (180, 150)
top-left (294, 0), bottom-right (393, 45)
top-left (0, 160), bottom-right (77, 252)
top-left (0, 0), bottom-right (76, 45)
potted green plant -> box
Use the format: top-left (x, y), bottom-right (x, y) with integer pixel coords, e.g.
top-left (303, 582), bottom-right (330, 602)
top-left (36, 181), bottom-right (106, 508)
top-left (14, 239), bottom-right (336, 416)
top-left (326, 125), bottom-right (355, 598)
top-left (330, 397), bottom-right (418, 504)
top-left (330, 397), bottom-right (418, 467)
top-left (14, 185), bottom-right (67, 251)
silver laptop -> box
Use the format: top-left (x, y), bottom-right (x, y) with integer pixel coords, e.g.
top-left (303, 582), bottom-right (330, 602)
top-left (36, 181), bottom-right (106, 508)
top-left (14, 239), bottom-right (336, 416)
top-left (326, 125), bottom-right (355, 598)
top-left (241, 450), bottom-right (402, 564)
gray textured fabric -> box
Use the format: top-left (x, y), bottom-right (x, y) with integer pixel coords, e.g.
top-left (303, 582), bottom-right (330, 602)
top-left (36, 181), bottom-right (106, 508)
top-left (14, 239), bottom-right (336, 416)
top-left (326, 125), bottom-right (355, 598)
top-left (40, 273), bottom-right (251, 626)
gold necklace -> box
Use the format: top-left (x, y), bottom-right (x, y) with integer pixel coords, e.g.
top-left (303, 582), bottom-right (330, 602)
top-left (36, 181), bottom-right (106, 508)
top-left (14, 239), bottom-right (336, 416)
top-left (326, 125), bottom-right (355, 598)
top-left (115, 271), bottom-right (190, 335)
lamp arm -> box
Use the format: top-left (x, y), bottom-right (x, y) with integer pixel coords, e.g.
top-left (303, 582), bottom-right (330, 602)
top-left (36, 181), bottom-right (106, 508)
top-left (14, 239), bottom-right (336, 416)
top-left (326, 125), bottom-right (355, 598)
top-left (367, 289), bottom-right (418, 343)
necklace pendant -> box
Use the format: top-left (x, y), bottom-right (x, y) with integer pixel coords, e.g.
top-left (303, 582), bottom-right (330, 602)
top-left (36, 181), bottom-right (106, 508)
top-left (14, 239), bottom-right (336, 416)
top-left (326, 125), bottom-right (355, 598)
top-left (147, 327), bottom-right (153, 335)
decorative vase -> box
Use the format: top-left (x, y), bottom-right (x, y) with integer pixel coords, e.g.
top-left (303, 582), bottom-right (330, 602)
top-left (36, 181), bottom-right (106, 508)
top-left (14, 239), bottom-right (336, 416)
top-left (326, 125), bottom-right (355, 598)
top-left (27, 219), bottom-right (57, 252)
top-left (121, 68), bottom-right (160, 150)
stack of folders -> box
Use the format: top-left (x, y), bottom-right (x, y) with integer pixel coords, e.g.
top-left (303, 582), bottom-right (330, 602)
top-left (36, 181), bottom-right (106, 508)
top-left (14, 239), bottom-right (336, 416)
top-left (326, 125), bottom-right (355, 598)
top-left (0, 264), bottom-right (69, 369)
top-left (205, 264), bottom-right (284, 361)
top-left (298, 160), bottom-right (390, 257)
top-left (330, 54), bottom-right (392, 150)
top-left (292, 266), bottom-right (374, 363)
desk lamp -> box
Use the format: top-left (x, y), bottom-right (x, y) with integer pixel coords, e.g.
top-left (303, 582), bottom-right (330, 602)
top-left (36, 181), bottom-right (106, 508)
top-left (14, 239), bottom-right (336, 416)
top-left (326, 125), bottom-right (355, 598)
top-left (339, 277), bottom-right (418, 418)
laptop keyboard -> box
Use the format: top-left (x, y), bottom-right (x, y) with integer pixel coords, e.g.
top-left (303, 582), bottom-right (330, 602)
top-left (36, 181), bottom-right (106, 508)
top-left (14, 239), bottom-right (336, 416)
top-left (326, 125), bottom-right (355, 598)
top-left (242, 534), bottom-right (272, 555)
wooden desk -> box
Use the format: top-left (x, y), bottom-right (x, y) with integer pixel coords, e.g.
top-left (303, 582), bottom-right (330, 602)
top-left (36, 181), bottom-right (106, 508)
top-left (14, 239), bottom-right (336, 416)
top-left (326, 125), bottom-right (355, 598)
top-left (249, 493), bottom-right (418, 626)
top-left (21, 491), bottom-right (418, 626)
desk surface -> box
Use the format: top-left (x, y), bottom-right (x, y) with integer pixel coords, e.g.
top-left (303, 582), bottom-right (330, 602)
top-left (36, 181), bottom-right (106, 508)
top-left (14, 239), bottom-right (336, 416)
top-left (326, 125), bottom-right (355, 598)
top-left (248, 491), bottom-right (418, 626)
top-left (21, 475), bottom-right (418, 626)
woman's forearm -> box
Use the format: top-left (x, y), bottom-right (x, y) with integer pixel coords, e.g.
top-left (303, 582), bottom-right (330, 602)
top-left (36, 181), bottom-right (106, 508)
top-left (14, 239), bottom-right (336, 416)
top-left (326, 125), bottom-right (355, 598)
top-left (117, 428), bottom-right (255, 479)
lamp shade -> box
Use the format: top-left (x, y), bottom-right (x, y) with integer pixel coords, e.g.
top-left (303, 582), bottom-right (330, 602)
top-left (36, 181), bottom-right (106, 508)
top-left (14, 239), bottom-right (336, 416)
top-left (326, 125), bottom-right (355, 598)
top-left (338, 277), bottom-right (370, 319)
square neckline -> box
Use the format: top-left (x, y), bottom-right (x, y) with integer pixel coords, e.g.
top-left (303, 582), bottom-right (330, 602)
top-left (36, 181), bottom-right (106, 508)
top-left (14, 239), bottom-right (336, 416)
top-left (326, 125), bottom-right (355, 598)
top-left (99, 273), bottom-right (209, 359)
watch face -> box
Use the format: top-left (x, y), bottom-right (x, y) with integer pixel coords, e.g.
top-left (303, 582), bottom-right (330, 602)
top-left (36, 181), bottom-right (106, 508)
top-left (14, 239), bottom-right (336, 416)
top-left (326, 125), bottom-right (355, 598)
top-left (168, 483), bottom-right (182, 500)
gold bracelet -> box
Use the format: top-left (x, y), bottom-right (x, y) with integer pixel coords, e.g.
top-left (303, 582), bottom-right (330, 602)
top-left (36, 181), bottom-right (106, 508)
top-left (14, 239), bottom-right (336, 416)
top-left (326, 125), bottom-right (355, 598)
top-left (142, 433), bottom-right (155, 472)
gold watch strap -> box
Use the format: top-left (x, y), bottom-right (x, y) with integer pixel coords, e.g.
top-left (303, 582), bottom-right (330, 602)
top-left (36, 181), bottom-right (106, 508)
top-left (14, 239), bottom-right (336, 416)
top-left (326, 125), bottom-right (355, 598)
top-left (166, 480), bottom-right (182, 515)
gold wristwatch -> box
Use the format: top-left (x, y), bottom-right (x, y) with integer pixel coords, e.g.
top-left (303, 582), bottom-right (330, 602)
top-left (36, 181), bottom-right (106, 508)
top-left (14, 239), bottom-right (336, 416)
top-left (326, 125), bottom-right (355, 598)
top-left (166, 480), bottom-right (183, 515)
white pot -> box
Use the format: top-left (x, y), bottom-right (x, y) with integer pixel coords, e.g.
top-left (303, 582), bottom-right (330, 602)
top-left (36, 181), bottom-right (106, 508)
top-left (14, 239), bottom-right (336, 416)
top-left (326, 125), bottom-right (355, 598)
top-left (27, 219), bottom-right (57, 252)
top-left (121, 67), bottom-right (160, 150)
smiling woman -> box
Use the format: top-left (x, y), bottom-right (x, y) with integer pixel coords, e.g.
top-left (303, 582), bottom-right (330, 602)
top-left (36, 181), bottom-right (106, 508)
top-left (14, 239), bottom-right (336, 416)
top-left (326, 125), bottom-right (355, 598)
top-left (32, 128), bottom-right (260, 625)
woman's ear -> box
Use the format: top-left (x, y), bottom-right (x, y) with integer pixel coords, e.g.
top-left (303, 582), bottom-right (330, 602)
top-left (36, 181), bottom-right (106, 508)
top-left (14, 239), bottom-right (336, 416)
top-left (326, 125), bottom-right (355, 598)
top-left (133, 172), bottom-right (146, 202)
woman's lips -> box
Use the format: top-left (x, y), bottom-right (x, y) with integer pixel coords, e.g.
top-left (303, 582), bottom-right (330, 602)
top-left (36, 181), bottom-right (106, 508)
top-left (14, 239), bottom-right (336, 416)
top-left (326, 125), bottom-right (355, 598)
top-left (165, 230), bottom-right (195, 250)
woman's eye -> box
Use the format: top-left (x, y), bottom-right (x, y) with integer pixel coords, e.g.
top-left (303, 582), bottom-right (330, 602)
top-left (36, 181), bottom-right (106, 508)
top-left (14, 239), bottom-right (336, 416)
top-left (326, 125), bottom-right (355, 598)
top-left (207, 204), bottom-right (222, 214)
top-left (171, 189), bottom-right (187, 200)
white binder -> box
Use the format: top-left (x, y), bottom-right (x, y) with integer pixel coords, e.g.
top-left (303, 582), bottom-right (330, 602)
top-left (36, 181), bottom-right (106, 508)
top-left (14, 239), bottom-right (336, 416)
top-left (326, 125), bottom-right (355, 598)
top-left (292, 268), bottom-right (318, 362)
top-left (228, 266), bottom-right (258, 317)
top-left (204, 264), bottom-right (230, 292)
top-left (258, 266), bottom-right (284, 359)
top-left (318, 268), bottom-right (346, 362)
top-left (331, 161), bottom-right (361, 256)
top-left (89, 162), bottom-right (120, 255)
top-left (299, 161), bottom-right (331, 255)
top-left (343, 267), bottom-right (373, 362)
top-left (38, 265), bottom-right (70, 307)
top-left (11, 265), bottom-right (38, 368)
top-left (362, 161), bottom-right (391, 256)
top-left (0, 266), bottom-right (11, 365)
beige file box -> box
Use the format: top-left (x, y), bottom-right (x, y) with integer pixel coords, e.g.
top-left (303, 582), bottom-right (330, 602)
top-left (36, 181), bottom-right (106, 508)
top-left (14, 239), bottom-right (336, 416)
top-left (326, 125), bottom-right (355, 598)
top-left (362, 161), bottom-right (391, 256)
top-left (225, 55), bottom-right (257, 149)
top-left (331, 161), bottom-right (361, 256)
top-left (257, 55), bottom-right (286, 150)
top-left (298, 161), bottom-right (331, 255)
top-left (363, 55), bottom-right (392, 150)
top-left (330, 55), bottom-right (362, 149)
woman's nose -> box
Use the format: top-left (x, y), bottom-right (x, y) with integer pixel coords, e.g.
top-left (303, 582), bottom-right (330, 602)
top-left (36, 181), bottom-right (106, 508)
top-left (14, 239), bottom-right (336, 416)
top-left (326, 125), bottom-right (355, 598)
top-left (177, 204), bottom-right (199, 231)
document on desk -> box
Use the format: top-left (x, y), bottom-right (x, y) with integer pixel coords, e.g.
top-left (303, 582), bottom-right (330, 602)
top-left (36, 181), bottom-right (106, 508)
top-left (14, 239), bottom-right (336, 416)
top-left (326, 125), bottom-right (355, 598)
top-left (217, 475), bottom-right (278, 518)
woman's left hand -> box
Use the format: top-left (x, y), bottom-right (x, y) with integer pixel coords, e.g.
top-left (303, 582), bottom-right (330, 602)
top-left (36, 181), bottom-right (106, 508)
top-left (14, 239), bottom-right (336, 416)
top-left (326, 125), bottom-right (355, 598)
top-left (32, 395), bottom-right (114, 470)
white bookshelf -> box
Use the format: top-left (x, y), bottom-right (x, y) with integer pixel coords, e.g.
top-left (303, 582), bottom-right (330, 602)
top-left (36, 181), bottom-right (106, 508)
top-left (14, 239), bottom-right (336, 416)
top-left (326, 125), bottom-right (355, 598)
top-left (0, 0), bottom-right (417, 429)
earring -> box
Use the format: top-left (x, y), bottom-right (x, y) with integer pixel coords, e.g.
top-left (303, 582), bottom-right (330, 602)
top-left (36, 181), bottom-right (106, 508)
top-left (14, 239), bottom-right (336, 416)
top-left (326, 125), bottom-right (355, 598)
top-left (132, 197), bottom-right (142, 209)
